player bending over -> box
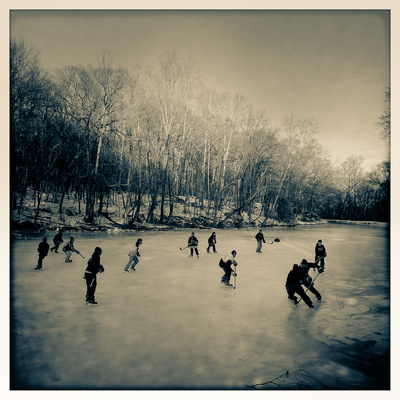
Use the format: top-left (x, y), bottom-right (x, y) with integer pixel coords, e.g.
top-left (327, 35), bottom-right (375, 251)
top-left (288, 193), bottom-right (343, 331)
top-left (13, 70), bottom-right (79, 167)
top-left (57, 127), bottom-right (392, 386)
top-left (285, 259), bottom-right (322, 309)
top-left (219, 250), bottom-right (238, 287)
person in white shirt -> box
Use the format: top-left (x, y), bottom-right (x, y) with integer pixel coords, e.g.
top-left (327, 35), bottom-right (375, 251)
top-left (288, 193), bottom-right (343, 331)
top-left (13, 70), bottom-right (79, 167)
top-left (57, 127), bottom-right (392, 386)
top-left (123, 238), bottom-right (142, 272)
top-left (219, 250), bottom-right (238, 286)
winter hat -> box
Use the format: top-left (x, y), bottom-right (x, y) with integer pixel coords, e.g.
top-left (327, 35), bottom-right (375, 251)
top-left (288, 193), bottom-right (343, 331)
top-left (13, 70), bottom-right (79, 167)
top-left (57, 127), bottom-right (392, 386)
top-left (94, 247), bottom-right (102, 254)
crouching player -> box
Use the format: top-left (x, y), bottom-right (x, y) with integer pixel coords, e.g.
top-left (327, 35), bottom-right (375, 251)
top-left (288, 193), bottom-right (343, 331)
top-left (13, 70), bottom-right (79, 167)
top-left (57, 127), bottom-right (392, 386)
top-left (285, 259), bottom-right (321, 309)
top-left (219, 250), bottom-right (238, 287)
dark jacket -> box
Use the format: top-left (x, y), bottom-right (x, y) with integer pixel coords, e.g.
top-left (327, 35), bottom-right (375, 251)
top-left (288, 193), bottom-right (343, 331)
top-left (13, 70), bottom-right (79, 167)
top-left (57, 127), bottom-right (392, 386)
top-left (85, 253), bottom-right (104, 275)
top-left (315, 243), bottom-right (327, 257)
top-left (255, 232), bottom-right (265, 242)
top-left (208, 235), bottom-right (216, 245)
top-left (53, 232), bottom-right (63, 244)
top-left (188, 236), bottom-right (198, 246)
top-left (286, 264), bottom-right (308, 285)
top-left (38, 241), bottom-right (49, 256)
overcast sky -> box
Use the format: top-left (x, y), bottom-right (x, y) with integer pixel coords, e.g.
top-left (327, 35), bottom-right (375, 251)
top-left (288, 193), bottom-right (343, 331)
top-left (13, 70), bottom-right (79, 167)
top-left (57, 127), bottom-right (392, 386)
top-left (10, 8), bottom-right (390, 170)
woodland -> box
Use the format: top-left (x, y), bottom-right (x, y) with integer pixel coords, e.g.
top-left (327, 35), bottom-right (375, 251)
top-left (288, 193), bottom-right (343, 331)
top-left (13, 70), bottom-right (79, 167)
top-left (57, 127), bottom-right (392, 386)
top-left (10, 40), bottom-right (390, 231)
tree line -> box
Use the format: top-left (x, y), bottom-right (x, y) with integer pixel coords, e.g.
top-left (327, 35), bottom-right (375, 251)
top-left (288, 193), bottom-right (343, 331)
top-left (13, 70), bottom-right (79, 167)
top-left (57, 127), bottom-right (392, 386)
top-left (10, 40), bottom-right (390, 227)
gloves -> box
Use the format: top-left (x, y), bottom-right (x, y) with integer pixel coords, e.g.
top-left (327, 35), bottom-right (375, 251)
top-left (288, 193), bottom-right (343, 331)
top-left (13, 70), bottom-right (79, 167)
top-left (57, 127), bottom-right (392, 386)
top-left (98, 265), bottom-right (104, 273)
top-left (302, 276), bottom-right (312, 286)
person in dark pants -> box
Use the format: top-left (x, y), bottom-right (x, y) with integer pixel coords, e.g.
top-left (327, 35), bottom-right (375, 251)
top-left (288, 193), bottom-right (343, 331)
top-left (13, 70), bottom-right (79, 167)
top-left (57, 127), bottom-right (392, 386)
top-left (50, 230), bottom-right (63, 253)
top-left (188, 232), bottom-right (199, 258)
top-left (35, 237), bottom-right (49, 271)
top-left (207, 232), bottom-right (217, 253)
top-left (299, 258), bottom-right (322, 301)
top-left (255, 229), bottom-right (266, 253)
top-left (219, 250), bottom-right (238, 286)
top-left (84, 247), bottom-right (104, 304)
top-left (314, 240), bottom-right (327, 270)
top-left (285, 259), bottom-right (321, 308)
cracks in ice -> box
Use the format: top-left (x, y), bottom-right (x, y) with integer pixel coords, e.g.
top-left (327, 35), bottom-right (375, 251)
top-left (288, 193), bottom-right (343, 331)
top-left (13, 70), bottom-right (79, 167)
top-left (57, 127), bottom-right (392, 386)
top-left (246, 369), bottom-right (326, 390)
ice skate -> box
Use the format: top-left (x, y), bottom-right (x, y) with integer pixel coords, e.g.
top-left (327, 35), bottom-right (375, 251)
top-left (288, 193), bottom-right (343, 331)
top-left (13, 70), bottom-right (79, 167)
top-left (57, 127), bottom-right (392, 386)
top-left (290, 296), bottom-right (299, 305)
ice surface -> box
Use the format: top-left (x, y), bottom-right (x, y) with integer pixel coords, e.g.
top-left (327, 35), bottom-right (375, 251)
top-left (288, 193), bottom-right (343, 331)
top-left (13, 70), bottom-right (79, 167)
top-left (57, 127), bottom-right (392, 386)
top-left (10, 224), bottom-right (390, 390)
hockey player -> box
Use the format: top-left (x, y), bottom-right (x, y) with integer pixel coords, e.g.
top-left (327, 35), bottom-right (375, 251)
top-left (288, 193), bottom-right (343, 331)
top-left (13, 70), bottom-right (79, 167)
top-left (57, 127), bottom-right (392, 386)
top-left (35, 237), bottom-right (49, 271)
top-left (299, 258), bottom-right (322, 301)
top-left (255, 229), bottom-right (266, 253)
top-left (285, 259), bottom-right (321, 308)
top-left (219, 250), bottom-right (238, 286)
top-left (50, 230), bottom-right (63, 253)
top-left (314, 240), bottom-right (327, 270)
top-left (123, 238), bottom-right (142, 272)
top-left (207, 232), bottom-right (217, 253)
top-left (84, 247), bottom-right (104, 305)
top-left (63, 236), bottom-right (81, 263)
top-left (188, 232), bottom-right (199, 258)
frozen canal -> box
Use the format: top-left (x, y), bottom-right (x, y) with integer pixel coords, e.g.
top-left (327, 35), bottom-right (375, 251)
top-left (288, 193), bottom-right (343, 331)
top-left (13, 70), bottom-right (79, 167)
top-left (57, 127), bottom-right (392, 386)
top-left (10, 224), bottom-right (390, 390)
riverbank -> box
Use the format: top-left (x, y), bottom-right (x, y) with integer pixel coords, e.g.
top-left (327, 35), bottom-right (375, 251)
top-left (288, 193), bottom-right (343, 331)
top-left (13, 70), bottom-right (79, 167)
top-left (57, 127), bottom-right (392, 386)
top-left (10, 198), bottom-right (324, 234)
top-left (10, 198), bottom-right (388, 236)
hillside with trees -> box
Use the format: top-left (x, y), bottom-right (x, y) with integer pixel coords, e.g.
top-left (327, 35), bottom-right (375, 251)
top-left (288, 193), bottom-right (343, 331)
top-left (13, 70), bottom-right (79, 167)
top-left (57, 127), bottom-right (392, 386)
top-left (10, 40), bottom-right (390, 232)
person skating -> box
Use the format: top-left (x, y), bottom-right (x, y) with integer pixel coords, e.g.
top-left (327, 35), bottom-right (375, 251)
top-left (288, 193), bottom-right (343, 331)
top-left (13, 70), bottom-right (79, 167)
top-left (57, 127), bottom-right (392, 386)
top-left (255, 229), bottom-right (266, 253)
top-left (314, 240), bottom-right (327, 271)
top-left (50, 230), bottom-right (63, 253)
top-left (84, 247), bottom-right (104, 304)
top-left (285, 263), bottom-right (314, 308)
top-left (219, 250), bottom-right (238, 286)
top-left (285, 259), bottom-right (322, 308)
top-left (35, 237), bottom-right (49, 271)
top-left (299, 259), bottom-right (322, 301)
top-left (123, 238), bottom-right (142, 272)
top-left (63, 236), bottom-right (81, 263)
top-left (207, 232), bottom-right (217, 253)
top-left (188, 232), bottom-right (199, 258)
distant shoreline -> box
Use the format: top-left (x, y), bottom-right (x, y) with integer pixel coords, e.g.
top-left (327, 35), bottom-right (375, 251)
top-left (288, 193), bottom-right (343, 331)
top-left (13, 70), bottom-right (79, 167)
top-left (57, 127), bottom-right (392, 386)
top-left (10, 219), bottom-right (389, 238)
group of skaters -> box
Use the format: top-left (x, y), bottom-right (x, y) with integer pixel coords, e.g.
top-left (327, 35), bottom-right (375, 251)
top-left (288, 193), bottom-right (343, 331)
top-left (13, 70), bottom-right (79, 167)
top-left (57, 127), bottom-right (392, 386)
top-left (34, 229), bottom-right (327, 308)
top-left (34, 231), bottom-right (81, 270)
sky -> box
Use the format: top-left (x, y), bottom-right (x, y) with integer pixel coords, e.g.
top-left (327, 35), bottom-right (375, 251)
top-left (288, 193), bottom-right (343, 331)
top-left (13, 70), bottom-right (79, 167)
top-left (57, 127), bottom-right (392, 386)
top-left (9, 6), bottom-right (391, 171)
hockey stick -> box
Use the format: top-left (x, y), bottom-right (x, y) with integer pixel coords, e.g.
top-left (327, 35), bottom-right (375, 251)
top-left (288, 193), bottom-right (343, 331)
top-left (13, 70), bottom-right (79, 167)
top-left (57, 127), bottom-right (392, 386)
top-left (75, 251), bottom-right (85, 258)
top-left (312, 255), bottom-right (326, 271)
top-left (233, 264), bottom-right (237, 289)
top-left (296, 272), bottom-right (320, 304)
top-left (180, 246), bottom-right (189, 251)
